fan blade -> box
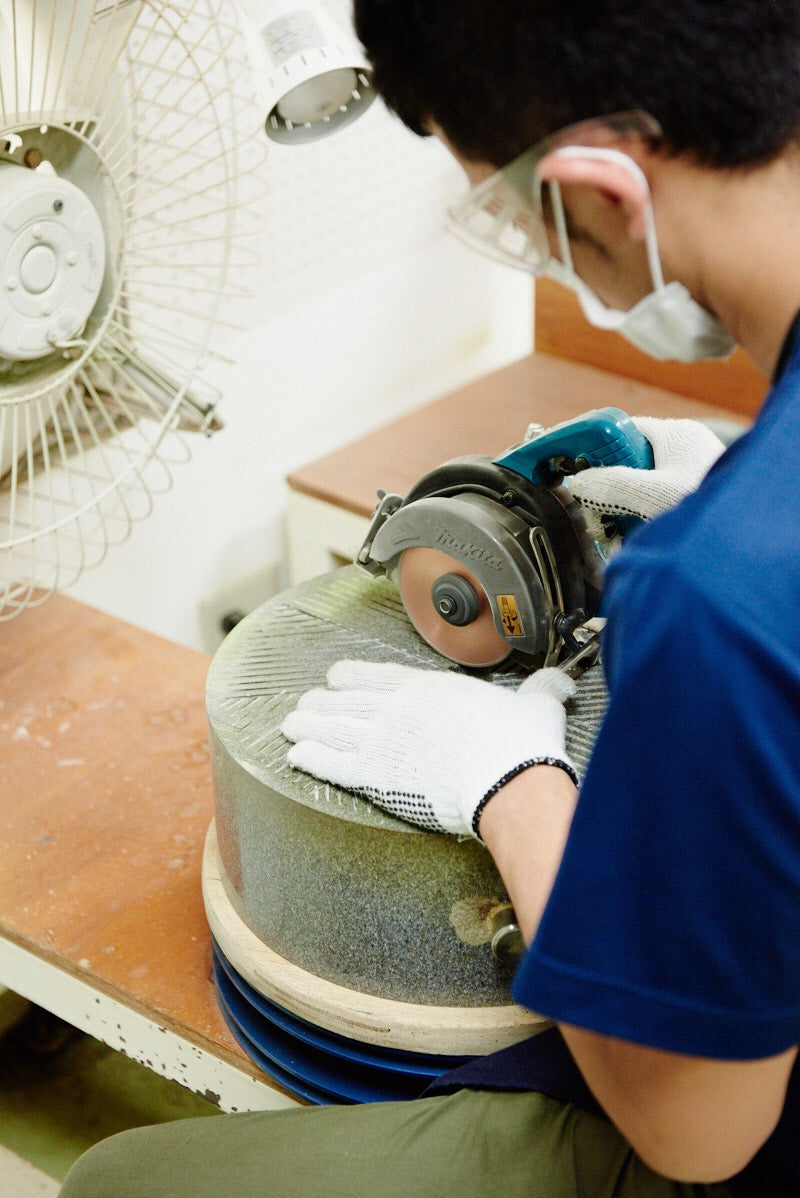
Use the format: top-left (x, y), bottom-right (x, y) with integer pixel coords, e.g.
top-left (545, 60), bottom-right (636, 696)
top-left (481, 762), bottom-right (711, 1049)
top-left (0, 1), bottom-right (267, 618)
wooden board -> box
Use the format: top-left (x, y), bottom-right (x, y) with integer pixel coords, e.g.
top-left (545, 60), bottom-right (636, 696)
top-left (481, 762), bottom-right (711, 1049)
top-left (287, 350), bottom-right (754, 518)
top-left (0, 594), bottom-right (269, 1081)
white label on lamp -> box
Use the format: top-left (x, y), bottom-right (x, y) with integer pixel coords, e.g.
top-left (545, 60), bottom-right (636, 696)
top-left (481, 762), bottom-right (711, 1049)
top-left (264, 12), bottom-right (326, 64)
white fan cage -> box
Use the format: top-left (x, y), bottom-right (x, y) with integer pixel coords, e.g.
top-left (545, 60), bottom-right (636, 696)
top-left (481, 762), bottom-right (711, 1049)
top-left (0, 0), bottom-right (267, 618)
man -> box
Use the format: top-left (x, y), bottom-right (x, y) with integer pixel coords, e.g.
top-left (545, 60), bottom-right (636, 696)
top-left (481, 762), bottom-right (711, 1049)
top-left (60, 3), bottom-right (800, 1195)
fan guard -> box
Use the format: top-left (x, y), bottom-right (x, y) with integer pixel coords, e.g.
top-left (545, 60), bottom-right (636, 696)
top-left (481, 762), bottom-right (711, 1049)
top-left (0, 0), bottom-right (267, 619)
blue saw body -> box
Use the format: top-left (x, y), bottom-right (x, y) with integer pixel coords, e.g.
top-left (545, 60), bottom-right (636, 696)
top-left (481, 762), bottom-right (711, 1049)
top-left (494, 406), bottom-right (654, 482)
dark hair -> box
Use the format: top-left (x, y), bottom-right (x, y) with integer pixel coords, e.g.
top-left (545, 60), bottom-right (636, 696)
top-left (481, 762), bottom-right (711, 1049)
top-left (354, 1), bottom-right (800, 168)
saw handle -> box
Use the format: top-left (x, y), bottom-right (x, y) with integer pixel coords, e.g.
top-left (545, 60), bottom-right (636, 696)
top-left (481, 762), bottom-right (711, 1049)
top-left (494, 406), bottom-right (654, 483)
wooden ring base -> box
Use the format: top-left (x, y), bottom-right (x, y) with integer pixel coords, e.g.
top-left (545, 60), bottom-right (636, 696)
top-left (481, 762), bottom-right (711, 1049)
top-left (202, 819), bottom-right (546, 1058)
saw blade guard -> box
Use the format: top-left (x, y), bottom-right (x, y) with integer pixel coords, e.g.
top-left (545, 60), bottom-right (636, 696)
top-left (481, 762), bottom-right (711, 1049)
top-left (364, 457), bottom-right (590, 669)
top-left (388, 492), bottom-right (549, 667)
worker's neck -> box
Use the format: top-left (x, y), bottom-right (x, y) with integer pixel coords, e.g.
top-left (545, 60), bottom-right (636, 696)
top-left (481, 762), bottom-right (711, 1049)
top-left (654, 144), bottom-right (800, 377)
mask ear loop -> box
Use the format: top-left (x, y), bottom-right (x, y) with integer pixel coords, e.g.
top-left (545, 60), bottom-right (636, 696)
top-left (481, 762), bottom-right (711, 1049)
top-left (548, 179), bottom-right (574, 271)
top-left (542, 145), bottom-right (666, 291)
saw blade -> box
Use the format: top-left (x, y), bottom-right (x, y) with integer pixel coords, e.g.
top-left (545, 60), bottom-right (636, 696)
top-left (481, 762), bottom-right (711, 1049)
top-left (397, 547), bottom-right (511, 668)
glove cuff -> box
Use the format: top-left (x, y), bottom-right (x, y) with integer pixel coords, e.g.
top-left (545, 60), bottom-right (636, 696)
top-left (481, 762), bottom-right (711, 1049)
top-left (471, 757), bottom-right (579, 840)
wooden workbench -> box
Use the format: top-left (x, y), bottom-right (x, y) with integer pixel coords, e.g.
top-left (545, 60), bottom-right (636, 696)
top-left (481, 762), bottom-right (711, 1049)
top-left (0, 594), bottom-right (297, 1112)
top-left (0, 347), bottom-right (765, 1110)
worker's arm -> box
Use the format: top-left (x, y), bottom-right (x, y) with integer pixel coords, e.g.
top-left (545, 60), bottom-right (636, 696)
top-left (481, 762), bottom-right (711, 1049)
top-left (561, 1026), bottom-right (796, 1183)
top-left (479, 770), bottom-right (798, 1184)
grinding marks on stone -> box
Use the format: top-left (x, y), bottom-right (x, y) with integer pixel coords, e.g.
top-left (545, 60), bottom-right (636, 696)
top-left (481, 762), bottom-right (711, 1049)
top-left (206, 568), bottom-right (608, 827)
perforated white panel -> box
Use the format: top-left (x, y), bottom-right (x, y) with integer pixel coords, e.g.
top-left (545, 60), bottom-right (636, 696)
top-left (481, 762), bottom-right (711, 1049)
top-left (251, 0), bottom-right (468, 317)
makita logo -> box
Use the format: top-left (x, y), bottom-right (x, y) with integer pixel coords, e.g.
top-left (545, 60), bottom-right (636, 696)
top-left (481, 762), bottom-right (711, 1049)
top-left (435, 530), bottom-right (503, 572)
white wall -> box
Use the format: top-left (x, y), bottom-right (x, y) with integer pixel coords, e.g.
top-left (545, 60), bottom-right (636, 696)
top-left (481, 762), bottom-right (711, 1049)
top-left (66, 22), bottom-right (533, 650)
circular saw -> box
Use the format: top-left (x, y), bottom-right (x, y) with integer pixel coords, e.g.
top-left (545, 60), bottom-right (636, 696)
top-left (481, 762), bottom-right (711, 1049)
top-left (357, 407), bottom-right (654, 671)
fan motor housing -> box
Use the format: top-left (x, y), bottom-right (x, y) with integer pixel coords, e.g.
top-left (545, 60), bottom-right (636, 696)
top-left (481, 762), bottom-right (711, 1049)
top-left (0, 165), bottom-right (106, 361)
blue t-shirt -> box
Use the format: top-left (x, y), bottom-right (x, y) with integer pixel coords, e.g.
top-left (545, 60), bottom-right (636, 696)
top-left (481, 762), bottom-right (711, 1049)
top-left (513, 327), bottom-right (800, 1061)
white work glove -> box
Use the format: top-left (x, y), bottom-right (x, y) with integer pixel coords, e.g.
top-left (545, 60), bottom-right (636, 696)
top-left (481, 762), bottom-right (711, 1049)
top-left (568, 416), bottom-right (725, 520)
top-left (281, 660), bottom-right (578, 838)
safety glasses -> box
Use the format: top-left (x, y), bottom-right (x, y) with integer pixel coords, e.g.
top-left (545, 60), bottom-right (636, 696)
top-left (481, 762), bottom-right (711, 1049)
top-left (447, 110), bottom-right (662, 273)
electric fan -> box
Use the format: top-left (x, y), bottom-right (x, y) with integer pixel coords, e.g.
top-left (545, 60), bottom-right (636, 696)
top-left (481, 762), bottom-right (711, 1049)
top-left (0, 0), bottom-right (268, 620)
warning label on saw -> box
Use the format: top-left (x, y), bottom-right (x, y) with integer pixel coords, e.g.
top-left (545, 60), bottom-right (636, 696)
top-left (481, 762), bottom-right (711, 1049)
top-left (497, 595), bottom-right (524, 637)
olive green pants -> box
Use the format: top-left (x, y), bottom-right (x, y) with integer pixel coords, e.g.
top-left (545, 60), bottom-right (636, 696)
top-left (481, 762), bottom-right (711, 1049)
top-left (59, 1087), bottom-right (731, 1198)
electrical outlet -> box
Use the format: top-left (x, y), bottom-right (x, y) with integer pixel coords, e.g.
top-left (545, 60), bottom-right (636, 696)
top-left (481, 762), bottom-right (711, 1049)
top-left (198, 561), bottom-right (283, 653)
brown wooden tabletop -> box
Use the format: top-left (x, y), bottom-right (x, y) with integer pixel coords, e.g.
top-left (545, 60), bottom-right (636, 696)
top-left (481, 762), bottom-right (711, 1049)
top-left (0, 593), bottom-right (290, 1106)
top-left (287, 351), bottom-right (755, 518)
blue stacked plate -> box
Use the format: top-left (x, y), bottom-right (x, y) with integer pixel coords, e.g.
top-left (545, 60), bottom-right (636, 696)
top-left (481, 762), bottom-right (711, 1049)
top-left (211, 938), bottom-right (474, 1104)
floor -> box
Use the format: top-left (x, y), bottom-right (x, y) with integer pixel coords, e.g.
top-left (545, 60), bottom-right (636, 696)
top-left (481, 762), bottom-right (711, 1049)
top-left (0, 996), bottom-right (220, 1196)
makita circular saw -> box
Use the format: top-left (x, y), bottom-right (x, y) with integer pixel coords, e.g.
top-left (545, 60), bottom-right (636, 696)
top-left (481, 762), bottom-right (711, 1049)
top-left (357, 407), bottom-right (654, 671)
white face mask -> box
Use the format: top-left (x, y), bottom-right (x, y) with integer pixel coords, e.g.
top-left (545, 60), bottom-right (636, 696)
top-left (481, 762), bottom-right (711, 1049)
top-left (544, 146), bottom-right (735, 363)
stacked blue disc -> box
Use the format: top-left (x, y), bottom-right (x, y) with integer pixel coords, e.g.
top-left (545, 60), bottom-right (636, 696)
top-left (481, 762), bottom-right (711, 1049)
top-left (212, 938), bottom-right (474, 1104)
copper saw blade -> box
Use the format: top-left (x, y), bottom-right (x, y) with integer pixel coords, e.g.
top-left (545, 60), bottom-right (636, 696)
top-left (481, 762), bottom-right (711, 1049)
top-left (397, 547), bottom-right (512, 668)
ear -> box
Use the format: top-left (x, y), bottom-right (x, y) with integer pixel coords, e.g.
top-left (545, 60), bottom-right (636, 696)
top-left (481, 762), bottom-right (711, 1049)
top-left (537, 150), bottom-right (650, 241)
